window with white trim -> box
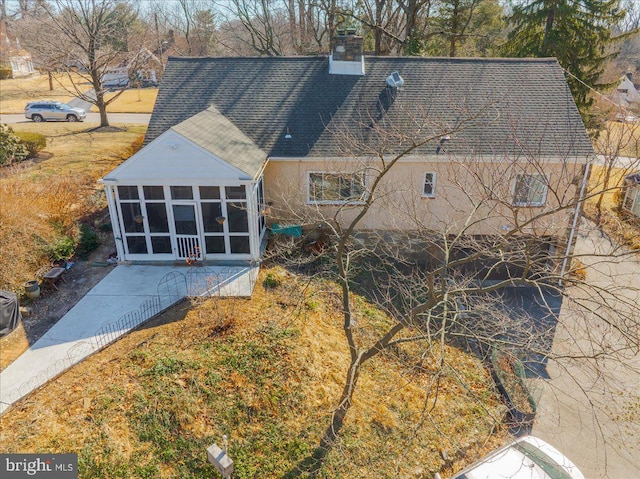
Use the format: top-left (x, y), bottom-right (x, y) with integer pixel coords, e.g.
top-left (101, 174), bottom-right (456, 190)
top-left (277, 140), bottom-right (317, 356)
top-left (308, 172), bottom-right (366, 204)
top-left (623, 185), bottom-right (640, 216)
top-left (513, 174), bottom-right (548, 207)
top-left (423, 172), bottom-right (436, 198)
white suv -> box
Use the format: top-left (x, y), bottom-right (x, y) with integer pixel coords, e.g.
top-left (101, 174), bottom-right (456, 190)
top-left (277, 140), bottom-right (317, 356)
top-left (24, 101), bottom-right (87, 122)
top-left (452, 436), bottom-right (585, 479)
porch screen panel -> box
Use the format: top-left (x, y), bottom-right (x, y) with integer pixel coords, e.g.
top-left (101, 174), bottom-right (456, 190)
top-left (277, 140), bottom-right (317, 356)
top-left (205, 236), bottom-right (225, 254)
top-left (171, 186), bottom-right (194, 200)
top-left (121, 202), bottom-right (144, 233)
top-left (173, 205), bottom-right (197, 235)
top-left (229, 236), bottom-right (251, 254)
top-left (146, 203), bottom-right (169, 232)
top-left (202, 202), bottom-right (224, 232)
top-left (126, 236), bottom-right (147, 254)
top-left (118, 185), bottom-right (139, 200)
top-left (151, 237), bottom-right (172, 254)
top-left (143, 186), bottom-right (164, 200)
top-left (227, 202), bottom-right (249, 232)
top-left (200, 186), bottom-right (221, 199)
top-left (226, 186), bottom-right (247, 199)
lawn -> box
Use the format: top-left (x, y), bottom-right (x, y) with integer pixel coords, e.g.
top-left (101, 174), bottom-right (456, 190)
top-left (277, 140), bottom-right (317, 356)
top-left (0, 73), bottom-right (157, 114)
top-left (0, 122), bottom-right (146, 293)
top-left (0, 266), bottom-right (507, 478)
top-left (593, 121), bottom-right (640, 159)
top-left (585, 164), bottom-right (640, 252)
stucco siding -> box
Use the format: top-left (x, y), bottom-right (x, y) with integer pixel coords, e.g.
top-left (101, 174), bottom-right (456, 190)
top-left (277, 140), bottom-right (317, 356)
top-left (264, 157), bottom-right (584, 237)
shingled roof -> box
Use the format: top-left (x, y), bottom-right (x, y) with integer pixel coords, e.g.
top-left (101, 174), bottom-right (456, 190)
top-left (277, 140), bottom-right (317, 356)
top-left (147, 56), bottom-right (594, 159)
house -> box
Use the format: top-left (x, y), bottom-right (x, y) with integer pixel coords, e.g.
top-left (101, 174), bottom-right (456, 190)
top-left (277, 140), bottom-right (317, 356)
top-left (0, 29), bottom-right (35, 78)
top-left (101, 33), bottom-right (594, 265)
top-left (610, 72), bottom-right (640, 109)
top-left (102, 49), bottom-right (160, 89)
top-left (622, 172), bottom-right (640, 218)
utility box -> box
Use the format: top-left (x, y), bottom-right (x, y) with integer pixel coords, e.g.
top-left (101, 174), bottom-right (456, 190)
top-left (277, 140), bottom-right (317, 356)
top-left (207, 444), bottom-right (234, 478)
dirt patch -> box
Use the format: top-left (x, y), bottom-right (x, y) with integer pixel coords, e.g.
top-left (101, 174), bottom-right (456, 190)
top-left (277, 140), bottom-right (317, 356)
top-left (0, 231), bottom-right (117, 372)
top-left (87, 126), bottom-right (127, 133)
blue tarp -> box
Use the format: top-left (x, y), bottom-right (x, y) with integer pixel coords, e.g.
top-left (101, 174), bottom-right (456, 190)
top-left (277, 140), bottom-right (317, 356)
top-left (271, 224), bottom-right (303, 237)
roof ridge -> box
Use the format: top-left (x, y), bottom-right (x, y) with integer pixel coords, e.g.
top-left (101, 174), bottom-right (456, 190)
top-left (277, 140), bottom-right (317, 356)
top-left (166, 55), bottom-right (559, 64)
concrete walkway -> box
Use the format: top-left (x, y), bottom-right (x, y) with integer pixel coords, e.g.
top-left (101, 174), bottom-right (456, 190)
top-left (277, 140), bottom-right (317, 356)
top-left (0, 264), bottom-right (258, 415)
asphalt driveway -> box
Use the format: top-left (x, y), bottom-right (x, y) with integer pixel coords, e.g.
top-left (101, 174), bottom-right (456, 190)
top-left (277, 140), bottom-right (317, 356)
top-left (0, 113), bottom-right (151, 124)
top-left (531, 220), bottom-right (640, 478)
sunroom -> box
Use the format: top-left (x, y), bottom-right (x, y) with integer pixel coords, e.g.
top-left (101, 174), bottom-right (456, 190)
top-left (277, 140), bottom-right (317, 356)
top-left (100, 107), bottom-right (268, 263)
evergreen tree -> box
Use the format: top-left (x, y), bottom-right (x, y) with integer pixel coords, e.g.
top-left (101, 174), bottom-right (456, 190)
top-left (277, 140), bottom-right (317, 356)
top-left (505, 0), bottom-right (625, 126)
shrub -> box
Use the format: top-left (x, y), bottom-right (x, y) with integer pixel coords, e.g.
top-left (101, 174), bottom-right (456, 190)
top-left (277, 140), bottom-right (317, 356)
top-left (0, 124), bottom-right (28, 166)
top-left (14, 131), bottom-right (46, 158)
top-left (77, 224), bottom-right (100, 259)
top-left (0, 65), bottom-right (12, 80)
top-left (46, 235), bottom-right (76, 261)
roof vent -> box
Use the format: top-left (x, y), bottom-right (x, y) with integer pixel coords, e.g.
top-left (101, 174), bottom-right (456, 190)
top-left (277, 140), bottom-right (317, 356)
top-left (386, 71), bottom-right (404, 88)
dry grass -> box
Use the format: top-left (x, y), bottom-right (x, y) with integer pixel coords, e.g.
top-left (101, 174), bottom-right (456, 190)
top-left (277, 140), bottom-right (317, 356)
top-left (0, 73), bottom-right (82, 111)
top-left (585, 163), bottom-right (640, 251)
top-left (0, 123), bottom-right (145, 293)
top-left (594, 121), bottom-right (640, 159)
top-left (0, 73), bottom-right (157, 113)
top-left (0, 267), bottom-right (506, 478)
top-left (587, 165), bottom-right (629, 210)
top-left (101, 88), bottom-right (158, 113)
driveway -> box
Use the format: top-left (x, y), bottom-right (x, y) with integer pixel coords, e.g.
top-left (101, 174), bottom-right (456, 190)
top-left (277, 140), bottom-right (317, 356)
top-left (0, 113), bottom-right (151, 124)
top-left (531, 220), bottom-right (640, 478)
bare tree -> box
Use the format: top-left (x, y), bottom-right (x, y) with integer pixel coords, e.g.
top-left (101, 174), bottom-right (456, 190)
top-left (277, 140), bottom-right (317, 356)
top-left (24, 0), bottom-right (150, 127)
top-left (264, 99), bottom-right (640, 475)
top-left (150, 0), bottom-right (219, 56)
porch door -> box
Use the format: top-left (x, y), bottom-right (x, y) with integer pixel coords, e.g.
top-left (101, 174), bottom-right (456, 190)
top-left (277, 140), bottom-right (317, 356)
top-left (172, 203), bottom-right (203, 261)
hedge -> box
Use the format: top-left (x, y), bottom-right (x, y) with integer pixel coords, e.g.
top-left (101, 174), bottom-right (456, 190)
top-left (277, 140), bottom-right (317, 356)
top-left (14, 131), bottom-right (47, 158)
top-left (0, 65), bottom-right (13, 80)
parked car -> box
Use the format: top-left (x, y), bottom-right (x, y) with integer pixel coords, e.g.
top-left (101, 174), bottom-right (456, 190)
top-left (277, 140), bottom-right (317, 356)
top-left (614, 112), bottom-right (639, 124)
top-left (451, 436), bottom-right (585, 479)
top-left (24, 101), bottom-right (86, 122)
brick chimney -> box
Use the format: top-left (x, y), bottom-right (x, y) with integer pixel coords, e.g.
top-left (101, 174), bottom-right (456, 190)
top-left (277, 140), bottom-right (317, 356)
top-left (329, 29), bottom-right (365, 76)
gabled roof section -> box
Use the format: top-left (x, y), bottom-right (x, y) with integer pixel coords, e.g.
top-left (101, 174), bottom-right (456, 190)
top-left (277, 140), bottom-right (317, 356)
top-left (103, 129), bottom-right (255, 182)
top-left (147, 56), bottom-right (595, 159)
top-left (171, 106), bottom-right (267, 179)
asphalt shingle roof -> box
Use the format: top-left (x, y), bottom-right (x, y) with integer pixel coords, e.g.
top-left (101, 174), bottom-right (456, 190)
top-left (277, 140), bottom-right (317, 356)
top-left (171, 106), bottom-right (267, 177)
top-left (147, 56), bottom-right (594, 159)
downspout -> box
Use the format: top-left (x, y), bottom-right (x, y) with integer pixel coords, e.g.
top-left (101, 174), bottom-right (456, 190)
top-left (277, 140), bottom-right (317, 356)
top-left (252, 157), bottom-right (270, 260)
top-left (559, 161), bottom-right (591, 285)
top-left (247, 180), bottom-right (260, 262)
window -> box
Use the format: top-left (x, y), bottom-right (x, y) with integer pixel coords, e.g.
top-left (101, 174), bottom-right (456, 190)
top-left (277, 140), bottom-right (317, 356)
top-left (623, 186), bottom-right (640, 216)
top-left (308, 172), bottom-right (366, 204)
top-left (423, 172), bottom-right (436, 198)
top-left (513, 174), bottom-right (548, 207)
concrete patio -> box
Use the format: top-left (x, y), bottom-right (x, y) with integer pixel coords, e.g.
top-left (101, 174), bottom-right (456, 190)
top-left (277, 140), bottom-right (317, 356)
top-left (0, 264), bottom-right (258, 415)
